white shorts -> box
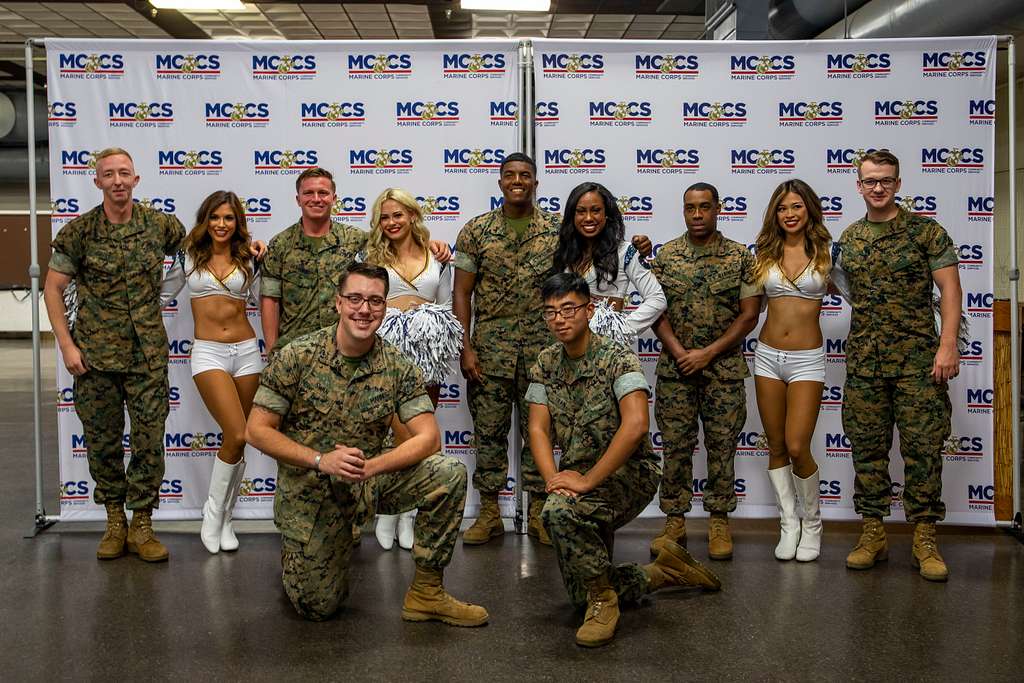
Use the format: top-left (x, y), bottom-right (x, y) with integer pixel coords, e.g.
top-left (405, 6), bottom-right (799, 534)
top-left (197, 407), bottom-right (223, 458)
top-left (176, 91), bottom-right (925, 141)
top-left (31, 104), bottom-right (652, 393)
top-left (190, 338), bottom-right (264, 378)
top-left (753, 340), bottom-right (825, 384)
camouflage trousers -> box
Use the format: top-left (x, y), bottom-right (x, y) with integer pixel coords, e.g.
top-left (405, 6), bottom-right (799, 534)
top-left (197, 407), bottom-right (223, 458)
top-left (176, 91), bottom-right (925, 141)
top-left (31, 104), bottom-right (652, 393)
top-left (468, 352), bottom-right (542, 494)
top-left (542, 463), bottom-right (660, 610)
top-left (74, 366), bottom-right (169, 510)
top-left (280, 453), bottom-right (467, 621)
top-left (844, 373), bottom-right (950, 522)
top-left (655, 374), bottom-right (746, 515)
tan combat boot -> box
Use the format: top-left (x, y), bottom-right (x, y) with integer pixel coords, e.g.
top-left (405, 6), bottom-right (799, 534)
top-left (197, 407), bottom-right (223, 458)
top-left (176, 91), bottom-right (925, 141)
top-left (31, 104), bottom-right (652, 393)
top-left (126, 508), bottom-right (169, 562)
top-left (645, 539), bottom-right (722, 592)
top-left (576, 573), bottom-right (619, 648)
top-left (401, 567), bottom-right (489, 627)
top-left (96, 503), bottom-right (128, 560)
top-left (912, 522), bottom-right (949, 582)
top-left (846, 517), bottom-right (888, 569)
top-left (708, 513), bottom-right (733, 560)
top-left (649, 514), bottom-right (686, 556)
top-left (527, 497), bottom-right (552, 546)
top-left (462, 493), bottom-right (504, 545)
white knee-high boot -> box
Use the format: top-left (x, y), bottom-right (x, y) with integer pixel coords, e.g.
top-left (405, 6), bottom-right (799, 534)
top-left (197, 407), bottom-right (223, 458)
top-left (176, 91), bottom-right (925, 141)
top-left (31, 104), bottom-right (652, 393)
top-left (376, 514), bottom-right (398, 550)
top-left (201, 458), bottom-right (240, 554)
top-left (397, 509), bottom-right (416, 551)
top-left (767, 465), bottom-right (801, 561)
top-left (793, 469), bottom-right (822, 562)
top-left (219, 458), bottom-right (245, 552)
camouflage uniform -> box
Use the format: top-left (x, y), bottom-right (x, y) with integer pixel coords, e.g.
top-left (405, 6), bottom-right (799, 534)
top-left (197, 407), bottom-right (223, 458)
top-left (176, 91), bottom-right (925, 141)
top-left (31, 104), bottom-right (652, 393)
top-left (650, 231), bottom-right (759, 515)
top-left (526, 334), bottom-right (661, 608)
top-left (453, 207), bottom-right (560, 494)
top-left (259, 220), bottom-right (368, 353)
top-left (254, 327), bottom-right (467, 621)
top-left (49, 203), bottom-right (184, 510)
top-left (838, 208), bottom-right (958, 522)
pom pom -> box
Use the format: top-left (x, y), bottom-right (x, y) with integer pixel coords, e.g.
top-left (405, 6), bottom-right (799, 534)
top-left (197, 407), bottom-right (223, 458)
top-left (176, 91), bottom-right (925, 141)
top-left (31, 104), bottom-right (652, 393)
top-left (589, 300), bottom-right (637, 349)
top-left (377, 303), bottom-right (464, 384)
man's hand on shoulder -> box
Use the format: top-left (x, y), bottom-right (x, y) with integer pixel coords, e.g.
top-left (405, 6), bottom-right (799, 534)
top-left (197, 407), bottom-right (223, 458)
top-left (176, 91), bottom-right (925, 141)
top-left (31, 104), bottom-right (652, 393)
top-left (429, 240), bottom-right (452, 264)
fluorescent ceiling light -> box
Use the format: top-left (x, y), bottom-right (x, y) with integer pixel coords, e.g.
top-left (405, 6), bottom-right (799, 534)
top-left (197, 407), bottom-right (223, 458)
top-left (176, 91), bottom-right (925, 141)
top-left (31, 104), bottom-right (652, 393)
top-left (462, 1), bottom-right (551, 11)
top-left (150, 0), bottom-right (246, 10)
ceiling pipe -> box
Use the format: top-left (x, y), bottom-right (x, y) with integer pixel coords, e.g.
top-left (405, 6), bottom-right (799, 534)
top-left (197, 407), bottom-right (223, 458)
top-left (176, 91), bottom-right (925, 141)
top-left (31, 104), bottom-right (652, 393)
top-left (817, 0), bottom-right (1024, 39)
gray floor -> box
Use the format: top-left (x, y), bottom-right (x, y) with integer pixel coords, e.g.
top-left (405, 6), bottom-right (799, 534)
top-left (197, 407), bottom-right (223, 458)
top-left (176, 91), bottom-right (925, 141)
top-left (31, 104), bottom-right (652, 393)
top-left (1, 338), bottom-right (1022, 682)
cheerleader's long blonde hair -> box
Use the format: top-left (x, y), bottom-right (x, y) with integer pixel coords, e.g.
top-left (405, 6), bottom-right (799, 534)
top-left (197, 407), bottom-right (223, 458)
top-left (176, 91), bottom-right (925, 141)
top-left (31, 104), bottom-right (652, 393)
top-left (752, 179), bottom-right (832, 286)
top-left (364, 188), bottom-right (432, 268)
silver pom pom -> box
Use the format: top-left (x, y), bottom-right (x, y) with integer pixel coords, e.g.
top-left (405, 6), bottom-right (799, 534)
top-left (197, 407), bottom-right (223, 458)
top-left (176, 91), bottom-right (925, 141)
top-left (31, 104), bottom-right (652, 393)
top-left (588, 299), bottom-right (637, 349)
top-left (377, 303), bottom-right (464, 384)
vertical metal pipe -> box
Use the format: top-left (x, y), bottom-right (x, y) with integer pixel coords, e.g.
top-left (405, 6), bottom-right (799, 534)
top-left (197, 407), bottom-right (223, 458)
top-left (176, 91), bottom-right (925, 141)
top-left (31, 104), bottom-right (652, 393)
top-left (1005, 36), bottom-right (1021, 526)
top-left (523, 40), bottom-right (534, 159)
top-left (26, 38), bottom-right (44, 529)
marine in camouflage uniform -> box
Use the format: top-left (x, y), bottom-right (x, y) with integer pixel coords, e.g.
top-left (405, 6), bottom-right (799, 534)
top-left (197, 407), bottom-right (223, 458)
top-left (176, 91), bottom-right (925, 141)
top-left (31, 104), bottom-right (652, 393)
top-left (253, 325), bottom-right (468, 621)
top-left (839, 206), bottom-right (958, 523)
top-left (49, 202), bottom-right (184, 511)
top-left (453, 206), bottom-right (560, 495)
top-left (650, 231), bottom-right (760, 518)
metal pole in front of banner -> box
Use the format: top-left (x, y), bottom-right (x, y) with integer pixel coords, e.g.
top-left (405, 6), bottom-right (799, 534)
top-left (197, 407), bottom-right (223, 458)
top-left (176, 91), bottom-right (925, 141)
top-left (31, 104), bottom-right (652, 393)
top-left (24, 37), bottom-right (55, 538)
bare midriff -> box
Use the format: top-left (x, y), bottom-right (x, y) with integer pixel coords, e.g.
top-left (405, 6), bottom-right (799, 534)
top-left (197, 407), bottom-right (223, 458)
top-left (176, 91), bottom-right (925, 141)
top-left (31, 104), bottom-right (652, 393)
top-left (758, 296), bottom-right (823, 351)
top-left (387, 294), bottom-right (432, 312)
top-left (191, 295), bottom-right (257, 343)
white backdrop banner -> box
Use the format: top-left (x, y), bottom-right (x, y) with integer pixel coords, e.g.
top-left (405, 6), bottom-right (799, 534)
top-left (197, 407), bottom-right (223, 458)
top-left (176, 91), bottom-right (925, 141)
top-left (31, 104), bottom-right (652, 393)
top-left (47, 38), bottom-right (522, 521)
top-left (532, 37), bottom-right (996, 524)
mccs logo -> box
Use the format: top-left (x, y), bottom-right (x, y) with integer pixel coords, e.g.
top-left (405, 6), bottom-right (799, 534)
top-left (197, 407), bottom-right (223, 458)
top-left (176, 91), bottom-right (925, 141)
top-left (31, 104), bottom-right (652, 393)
top-left (350, 149), bottom-right (414, 174)
top-left (158, 150), bottom-right (223, 176)
top-left (252, 54), bottom-right (316, 79)
top-left (778, 101), bottom-right (843, 126)
top-left (826, 52), bottom-right (891, 78)
top-left (826, 147), bottom-right (879, 174)
top-left (730, 54), bottom-right (796, 79)
top-left (159, 479), bottom-right (184, 502)
top-left (819, 196), bottom-right (843, 221)
top-left (821, 385), bottom-right (843, 410)
top-left (540, 53), bottom-right (605, 78)
top-left (874, 100), bottom-right (938, 126)
top-left (155, 53), bottom-right (220, 79)
top-left (635, 148), bottom-right (699, 174)
top-left (967, 195), bottom-right (994, 222)
top-left (969, 99), bottom-right (995, 125)
top-left (490, 101), bottom-right (518, 126)
top-left (396, 101), bottom-right (460, 126)
top-left (922, 51), bottom-right (987, 76)
top-left (616, 196), bottom-right (653, 222)
top-left (48, 101), bottom-right (77, 127)
top-left (960, 340), bottom-right (984, 365)
top-left (719, 196), bottom-right (747, 221)
top-left (205, 102), bottom-right (270, 128)
top-left (57, 386), bottom-right (75, 412)
top-left (637, 337), bottom-right (662, 362)
top-left (417, 195), bottom-right (461, 222)
top-left (60, 480), bottom-right (90, 504)
top-left (59, 53), bottom-right (124, 78)
top-left (635, 54), bottom-right (699, 79)
top-left (959, 243), bottom-right (985, 270)
top-left (165, 431), bottom-right (223, 456)
top-left (108, 102), bottom-right (174, 128)
top-left (238, 477), bottom-right (276, 498)
top-left (300, 102), bottom-right (364, 127)
top-left (736, 431), bottom-right (769, 457)
top-left (589, 101), bottom-right (652, 126)
top-left (331, 196), bottom-right (367, 220)
top-left (535, 101), bottom-right (559, 126)
top-left (825, 338), bottom-right (846, 364)
top-left (967, 291), bottom-right (994, 319)
top-left (244, 197), bottom-right (273, 223)
top-left (896, 194), bottom-right (938, 216)
top-left (60, 149), bottom-right (98, 175)
top-left (50, 198), bottom-right (80, 223)
top-left (967, 484), bottom-right (994, 510)
top-left (168, 338), bottom-right (193, 363)
top-left (442, 53), bottom-right (506, 78)
top-left (943, 435), bottom-right (985, 462)
top-left (544, 148), bottom-right (606, 174)
top-left (254, 150), bottom-right (319, 175)
top-left (348, 53), bottom-right (413, 79)
top-left (683, 101), bottom-right (747, 127)
top-left (731, 149), bottom-right (796, 174)
top-left (921, 147), bottom-right (984, 173)
top-left (443, 429), bottom-right (474, 456)
top-left (437, 382), bottom-right (462, 408)
top-left (825, 432), bottom-right (852, 459)
top-left (443, 148), bottom-right (504, 174)
top-left (966, 387), bottom-right (993, 414)
top-left (134, 197), bottom-right (176, 214)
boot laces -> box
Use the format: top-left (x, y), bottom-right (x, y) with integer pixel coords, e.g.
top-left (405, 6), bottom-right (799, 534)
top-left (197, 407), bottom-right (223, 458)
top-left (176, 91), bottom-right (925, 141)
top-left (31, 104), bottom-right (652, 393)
top-left (586, 596), bottom-right (606, 620)
top-left (133, 514), bottom-right (155, 542)
top-left (709, 517), bottom-right (727, 540)
top-left (916, 526), bottom-right (939, 556)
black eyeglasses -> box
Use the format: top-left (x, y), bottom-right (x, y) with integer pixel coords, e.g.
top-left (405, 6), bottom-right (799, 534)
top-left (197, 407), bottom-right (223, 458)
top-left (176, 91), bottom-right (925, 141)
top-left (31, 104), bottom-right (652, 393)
top-left (339, 293), bottom-right (387, 310)
top-left (542, 303), bottom-right (588, 321)
top-left (859, 177), bottom-right (898, 190)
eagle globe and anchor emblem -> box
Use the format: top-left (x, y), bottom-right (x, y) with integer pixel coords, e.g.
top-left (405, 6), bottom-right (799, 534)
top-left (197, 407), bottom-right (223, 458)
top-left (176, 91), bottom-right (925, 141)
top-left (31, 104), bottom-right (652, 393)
top-left (276, 151), bottom-right (298, 169)
top-left (802, 102), bottom-right (822, 121)
top-left (659, 54), bottom-right (676, 74)
top-left (851, 53), bottom-right (870, 72)
top-left (372, 54), bottom-right (390, 73)
top-left (420, 196), bottom-right (440, 216)
top-left (276, 56), bottom-right (295, 74)
top-left (419, 102), bottom-right (438, 121)
top-left (755, 149), bottom-right (776, 168)
top-left (229, 102), bottom-right (248, 121)
top-left (180, 54), bottom-right (199, 73)
top-left (83, 54), bottom-right (102, 73)
top-left (944, 148), bottom-right (964, 168)
top-left (133, 102), bottom-right (151, 122)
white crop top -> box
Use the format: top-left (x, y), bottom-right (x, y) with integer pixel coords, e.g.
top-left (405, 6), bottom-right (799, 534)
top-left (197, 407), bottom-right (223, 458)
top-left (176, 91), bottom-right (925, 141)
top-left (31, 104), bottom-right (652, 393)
top-left (580, 241), bottom-right (667, 334)
top-left (763, 262), bottom-right (828, 301)
top-left (385, 252), bottom-right (452, 306)
top-left (183, 253), bottom-right (252, 301)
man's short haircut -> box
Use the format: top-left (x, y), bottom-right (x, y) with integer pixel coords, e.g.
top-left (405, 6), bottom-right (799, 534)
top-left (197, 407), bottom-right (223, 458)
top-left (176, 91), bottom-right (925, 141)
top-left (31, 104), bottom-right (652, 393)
top-left (499, 152), bottom-right (537, 175)
top-left (856, 150), bottom-right (900, 179)
top-left (337, 262), bottom-right (389, 298)
top-left (95, 147), bottom-right (133, 164)
top-left (541, 272), bottom-right (590, 303)
top-left (296, 167), bottom-right (336, 193)
top-left (684, 181), bottom-right (720, 205)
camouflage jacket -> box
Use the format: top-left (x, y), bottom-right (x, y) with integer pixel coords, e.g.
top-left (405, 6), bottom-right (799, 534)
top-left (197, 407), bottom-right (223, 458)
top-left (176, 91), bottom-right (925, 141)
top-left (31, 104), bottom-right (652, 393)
top-left (260, 220), bottom-right (369, 352)
top-left (49, 203), bottom-right (184, 372)
top-left (650, 231), bottom-right (759, 380)
top-left (253, 326), bottom-right (433, 544)
top-left (838, 207), bottom-right (958, 377)
top-left (453, 206), bottom-right (560, 378)
top-left (527, 334), bottom-right (660, 480)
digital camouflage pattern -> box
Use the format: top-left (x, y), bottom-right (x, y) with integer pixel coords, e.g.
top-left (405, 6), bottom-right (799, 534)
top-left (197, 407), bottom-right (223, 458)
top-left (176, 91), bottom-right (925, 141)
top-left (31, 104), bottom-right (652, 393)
top-left (528, 334), bottom-right (660, 608)
top-left (838, 207), bottom-right (958, 378)
top-left (649, 231), bottom-right (759, 381)
top-left (49, 202), bottom-right (185, 372)
top-left (844, 374), bottom-right (950, 522)
top-left (254, 327), bottom-right (467, 620)
top-left (655, 376), bottom-right (746, 515)
top-left (259, 221), bottom-right (369, 352)
top-left (454, 206), bottom-right (560, 494)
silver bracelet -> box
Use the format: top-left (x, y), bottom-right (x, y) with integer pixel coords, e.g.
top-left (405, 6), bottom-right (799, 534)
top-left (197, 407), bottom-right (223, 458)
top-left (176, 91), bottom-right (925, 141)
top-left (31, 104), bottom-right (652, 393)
top-left (313, 453), bottom-right (323, 471)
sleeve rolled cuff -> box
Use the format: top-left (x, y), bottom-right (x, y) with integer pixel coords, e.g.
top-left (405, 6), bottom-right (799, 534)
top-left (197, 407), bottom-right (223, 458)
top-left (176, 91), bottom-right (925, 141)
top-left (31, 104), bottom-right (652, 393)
top-left (253, 386), bottom-right (290, 416)
top-left (398, 394), bottom-right (435, 422)
top-left (524, 382), bottom-right (548, 405)
top-left (260, 277), bottom-right (282, 298)
top-left (452, 252), bottom-right (478, 274)
top-left (48, 251), bottom-right (78, 276)
top-left (613, 372), bottom-right (651, 401)
top-left (929, 252), bottom-right (959, 271)
top-left (739, 282), bottom-right (763, 300)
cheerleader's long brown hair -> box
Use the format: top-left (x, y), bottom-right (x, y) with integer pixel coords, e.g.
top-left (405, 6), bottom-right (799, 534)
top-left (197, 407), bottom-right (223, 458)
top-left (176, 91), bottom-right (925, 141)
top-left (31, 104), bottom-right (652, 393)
top-left (183, 190), bottom-right (255, 289)
top-left (752, 179), bottom-right (832, 286)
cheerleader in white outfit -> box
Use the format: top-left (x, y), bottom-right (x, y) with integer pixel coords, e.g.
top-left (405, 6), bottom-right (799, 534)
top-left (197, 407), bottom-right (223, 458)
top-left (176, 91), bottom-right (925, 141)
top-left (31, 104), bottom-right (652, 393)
top-left (549, 182), bottom-right (666, 346)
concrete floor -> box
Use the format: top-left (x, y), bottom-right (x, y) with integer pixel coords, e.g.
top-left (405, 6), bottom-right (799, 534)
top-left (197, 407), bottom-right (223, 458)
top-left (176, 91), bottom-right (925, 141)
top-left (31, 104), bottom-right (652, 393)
top-left (2, 339), bottom-right (1022, 681)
